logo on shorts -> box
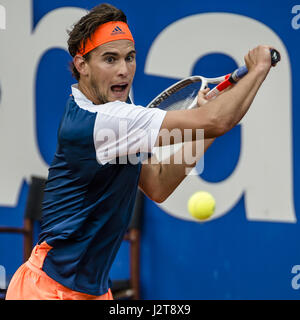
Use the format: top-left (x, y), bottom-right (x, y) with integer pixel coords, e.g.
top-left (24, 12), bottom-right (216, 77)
top-left (111, 26), bottom-right (125, 35)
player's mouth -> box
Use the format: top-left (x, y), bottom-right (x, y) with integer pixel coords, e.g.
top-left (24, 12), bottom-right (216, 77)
top-left (110, 83), bottom-right (129, 100)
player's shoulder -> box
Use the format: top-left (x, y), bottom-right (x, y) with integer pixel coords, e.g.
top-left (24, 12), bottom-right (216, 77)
top-left (93, 100), bottom-right (147, 120)
top-left (58, 96), bottom-right (96, 145)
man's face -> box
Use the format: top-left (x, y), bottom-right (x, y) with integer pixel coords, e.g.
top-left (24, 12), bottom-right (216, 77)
top-left (84, 40), bottom-right (136, 104)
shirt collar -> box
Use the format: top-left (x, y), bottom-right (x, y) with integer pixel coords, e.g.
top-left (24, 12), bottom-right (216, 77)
top-left (71, 83), bottom-right (94, 108)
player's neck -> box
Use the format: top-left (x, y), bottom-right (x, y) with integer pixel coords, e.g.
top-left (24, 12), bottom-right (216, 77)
top-left (78, 81), bottom-right (103, 105)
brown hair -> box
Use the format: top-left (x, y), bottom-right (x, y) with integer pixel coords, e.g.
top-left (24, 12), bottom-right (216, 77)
top-left (67, 3), bottom-right (127, 80)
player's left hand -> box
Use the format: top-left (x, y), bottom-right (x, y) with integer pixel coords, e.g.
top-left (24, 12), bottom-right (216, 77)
top-left (197, 88), bottom-right (210, 107)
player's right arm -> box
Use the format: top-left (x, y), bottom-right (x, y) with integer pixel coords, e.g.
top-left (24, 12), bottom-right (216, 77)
top-left (156, 45), bottom-right (273, 144)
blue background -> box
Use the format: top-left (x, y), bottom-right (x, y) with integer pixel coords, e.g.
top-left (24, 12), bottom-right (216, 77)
top-left (1, 0), bottom-right (300, 299)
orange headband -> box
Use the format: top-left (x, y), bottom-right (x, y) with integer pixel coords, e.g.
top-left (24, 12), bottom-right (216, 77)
top-left (77, 21), bottom-right (134, 56)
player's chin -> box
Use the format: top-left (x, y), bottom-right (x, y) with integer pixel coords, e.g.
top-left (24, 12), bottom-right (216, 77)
top-left (108, 94), bottom-right (129, 103)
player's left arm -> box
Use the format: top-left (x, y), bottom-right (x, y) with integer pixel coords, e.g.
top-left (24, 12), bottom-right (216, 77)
top-left (139, 89), bottom-right (215, 203)
top-left (138, 137), bottom-right (215, 203)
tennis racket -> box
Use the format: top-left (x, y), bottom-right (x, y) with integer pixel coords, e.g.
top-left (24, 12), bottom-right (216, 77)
top-left (146, 49), bottom-right (280, 111)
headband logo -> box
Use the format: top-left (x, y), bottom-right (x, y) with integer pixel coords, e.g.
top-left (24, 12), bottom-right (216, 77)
top-left (76, 22), bottom-right (134, 56)
top-left (111, 26), bottom-right (125, 36)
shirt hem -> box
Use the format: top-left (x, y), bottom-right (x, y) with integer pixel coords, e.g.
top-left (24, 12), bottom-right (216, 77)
top-left (42, 263), bottom-right (109, 296)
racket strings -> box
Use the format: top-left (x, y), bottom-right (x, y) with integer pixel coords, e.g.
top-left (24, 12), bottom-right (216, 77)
top-left (149, 81), bottom-right (202, 111)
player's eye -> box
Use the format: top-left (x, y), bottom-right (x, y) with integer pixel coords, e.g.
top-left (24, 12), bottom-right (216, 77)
top-left (126, 54), bottom-right (135, 62)
top-left (105, 56), bottom-right (116, 63)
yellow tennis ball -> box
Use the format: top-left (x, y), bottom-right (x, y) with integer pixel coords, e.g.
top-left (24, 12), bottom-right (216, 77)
top-left (188, 191), bottom-right (216, 220)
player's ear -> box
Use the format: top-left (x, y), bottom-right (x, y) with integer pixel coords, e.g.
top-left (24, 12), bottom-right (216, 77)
top-left (73, 55), bottom-right (89, 77)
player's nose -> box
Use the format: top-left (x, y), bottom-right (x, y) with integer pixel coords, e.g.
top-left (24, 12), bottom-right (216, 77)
top-left (117, 59), bottom-right (129, 77)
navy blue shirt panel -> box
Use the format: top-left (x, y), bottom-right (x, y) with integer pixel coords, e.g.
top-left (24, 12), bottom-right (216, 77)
top-left (39, 97), bottom-right (142, 295)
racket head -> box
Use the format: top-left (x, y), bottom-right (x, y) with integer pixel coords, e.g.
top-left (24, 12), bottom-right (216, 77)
top-left (146, 76), bottom-right (203, 111)
top-left (146, 75), bottom-right (226, 111)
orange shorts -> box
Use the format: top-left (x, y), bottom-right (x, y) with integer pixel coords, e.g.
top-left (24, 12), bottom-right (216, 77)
top-left (5, 242), bottom-right (113, 300)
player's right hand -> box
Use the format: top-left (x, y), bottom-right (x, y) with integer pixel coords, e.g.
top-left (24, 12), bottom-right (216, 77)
top-left (244, 45), bottom-right (274, 74)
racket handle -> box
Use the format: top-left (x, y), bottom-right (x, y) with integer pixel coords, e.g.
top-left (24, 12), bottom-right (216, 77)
top-left (229, 49), bottom-right (281, 84)
top-left (203, 49), bottom-right (281, 103)
top-left (270, 48), bottom-right (281, 66)
top-left (229, 65), bottom-right (248, 83)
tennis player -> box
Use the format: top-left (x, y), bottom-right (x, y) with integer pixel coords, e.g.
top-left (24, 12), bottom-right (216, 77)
top-left (6, 3), bottom-right (276, 300)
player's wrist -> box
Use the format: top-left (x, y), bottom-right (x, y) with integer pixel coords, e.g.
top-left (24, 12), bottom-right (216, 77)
top-left (249, 64), bottom-right (270, 79)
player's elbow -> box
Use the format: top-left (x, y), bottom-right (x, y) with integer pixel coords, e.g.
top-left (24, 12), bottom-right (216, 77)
top-left (201, 110), bottom-right (231, 138)
top-left (148, 189), bottom-right (168, 203)
top-left (212, 118), bottom-right (233, 137)
top-left (146, 184), bottom-right (172, 203)
top-left (210, 103), bottom-right (240, 137)
top-left (152, 196), bottom-right (165, 204)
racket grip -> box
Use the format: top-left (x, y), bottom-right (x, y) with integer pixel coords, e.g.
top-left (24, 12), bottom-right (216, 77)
top-left (204, 48), bottom-right (281, 102)
top-left (229, 49), bottom-right (280, 83)
top-left (230, 65), bottom-right (248, 83)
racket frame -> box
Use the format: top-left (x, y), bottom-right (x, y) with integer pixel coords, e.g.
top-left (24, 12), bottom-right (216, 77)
top-left (146, 49), bottom-right (281, 111)
top-left (146, 75), bottom-right (227, 109)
